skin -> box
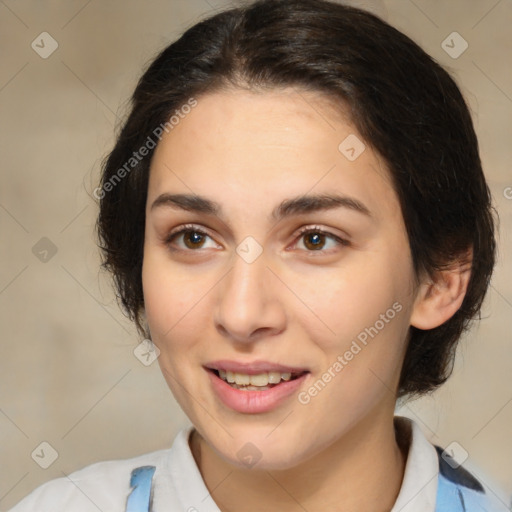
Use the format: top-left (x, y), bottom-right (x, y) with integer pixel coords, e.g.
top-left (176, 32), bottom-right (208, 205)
top-left (142, 87), bottom-right (470, 512)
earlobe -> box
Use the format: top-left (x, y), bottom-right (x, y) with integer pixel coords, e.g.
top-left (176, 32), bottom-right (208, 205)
top-left (410, 249), bottom-right (473, 330)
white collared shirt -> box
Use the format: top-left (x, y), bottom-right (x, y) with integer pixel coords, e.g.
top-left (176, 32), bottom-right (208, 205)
top-left (7, 416), bottom-right (502, 511)
top-left (391, 416), bottom-right (438, 512)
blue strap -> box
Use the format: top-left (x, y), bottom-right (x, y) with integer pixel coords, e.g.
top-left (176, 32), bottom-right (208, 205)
top-left (434, 446), bottom-right (505, 511)
top-left (126, 466), bottom-right (156, 512)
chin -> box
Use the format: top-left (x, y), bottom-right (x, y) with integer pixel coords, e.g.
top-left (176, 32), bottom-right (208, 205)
top-left (205, 425), bottom-right (312, 471)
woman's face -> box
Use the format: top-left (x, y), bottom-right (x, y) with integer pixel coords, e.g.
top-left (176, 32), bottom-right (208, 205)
top-left (142, 88), bottom-right (420, 469)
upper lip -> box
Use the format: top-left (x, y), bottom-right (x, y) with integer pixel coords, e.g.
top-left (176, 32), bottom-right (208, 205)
top-left (204, 360), bottom-right (309, 375)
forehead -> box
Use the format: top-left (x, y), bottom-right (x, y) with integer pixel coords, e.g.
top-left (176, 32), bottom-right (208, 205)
top-left (147, 88), bottom-right (399, 222)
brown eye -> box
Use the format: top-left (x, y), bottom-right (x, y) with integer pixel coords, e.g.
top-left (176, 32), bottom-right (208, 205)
top-left (294, 227), bottom-right (350, 253)
top-left (181, 230), bottom-right (207, 249)
top-left (164, 225), bottom-right (218, 252)
top-left (302, 231), bottom-right (327, 251)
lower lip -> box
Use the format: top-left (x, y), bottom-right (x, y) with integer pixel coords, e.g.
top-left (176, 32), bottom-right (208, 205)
top-left (206, 369), bottom-right (309, 414)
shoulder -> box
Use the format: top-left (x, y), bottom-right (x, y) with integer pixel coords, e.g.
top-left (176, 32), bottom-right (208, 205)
top-left (393, 416), bottom-right (508, 512)
top-left (7, 448), bottom-right (170, 512)
top-left (434, 445), bottom-right (509, 512)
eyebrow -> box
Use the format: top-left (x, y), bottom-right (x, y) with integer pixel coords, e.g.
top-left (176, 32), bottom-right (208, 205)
top-left (150, 192), bottom-right (372, 222)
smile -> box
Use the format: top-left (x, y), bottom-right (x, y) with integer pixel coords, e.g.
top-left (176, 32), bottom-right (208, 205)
top-left (214, 369), bottom-right (306, 390)
top-left (205, 365), bottom-right (310, 413)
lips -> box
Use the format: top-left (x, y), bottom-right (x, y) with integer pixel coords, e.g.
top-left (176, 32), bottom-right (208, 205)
top-left (203, 359), bottom-right (310, 413)
top-left (204, 359), bottom-right (309, 375)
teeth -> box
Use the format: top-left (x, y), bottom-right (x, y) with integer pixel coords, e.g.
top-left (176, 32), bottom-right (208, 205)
top-left (217, 370), bottom-right (298, 387)
top-left (249, 373), bottom-right (269, 386)
top-left (236, 373), bottom-right (251, 385)
top-left (267, 372), bottom-right (282, 384)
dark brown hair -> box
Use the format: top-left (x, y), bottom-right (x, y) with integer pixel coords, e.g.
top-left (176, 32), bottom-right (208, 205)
top-left (96, 0), bottom-right (497, 399)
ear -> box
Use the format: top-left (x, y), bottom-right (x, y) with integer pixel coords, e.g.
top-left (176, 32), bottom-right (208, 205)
top-left (410, 247), bottom-right (473, 330)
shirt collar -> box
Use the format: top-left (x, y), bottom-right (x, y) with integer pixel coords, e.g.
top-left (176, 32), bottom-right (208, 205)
top-left (391, 415), bottom-right (439, 512)
top-left (172, 416), bottom-right (439, 512)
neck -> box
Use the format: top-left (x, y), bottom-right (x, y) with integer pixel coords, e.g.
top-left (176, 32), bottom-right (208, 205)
top-left (189, 410), bottom-right (408, 512)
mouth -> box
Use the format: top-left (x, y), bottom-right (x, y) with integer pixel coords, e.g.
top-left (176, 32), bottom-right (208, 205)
top-left (206, 368), bottom-right (309, 391)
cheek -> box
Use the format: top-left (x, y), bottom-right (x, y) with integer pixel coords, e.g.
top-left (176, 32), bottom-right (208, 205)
top-left (324, 257), bottom-right (413, 398)
top-left (141, 251), bottom-right (212, 355)
top-left (142, 252), bottom-right (181, 343)
top-left (293, 250), bottom-right (413, 412)
top-left (299, 301), bottom-right (409, 427)
top-left (293, 254), bottom-right (410, 352)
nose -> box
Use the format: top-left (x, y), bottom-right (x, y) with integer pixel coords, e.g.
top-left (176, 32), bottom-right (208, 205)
top-left (213, 250), bottom-right (286, 344)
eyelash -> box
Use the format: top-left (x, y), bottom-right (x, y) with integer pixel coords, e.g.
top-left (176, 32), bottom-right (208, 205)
top-left (164, 223), bottom-right (350, 255)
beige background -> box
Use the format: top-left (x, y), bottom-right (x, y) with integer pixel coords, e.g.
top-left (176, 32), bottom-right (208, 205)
top-left (0, 0), bottom-right (511, 509)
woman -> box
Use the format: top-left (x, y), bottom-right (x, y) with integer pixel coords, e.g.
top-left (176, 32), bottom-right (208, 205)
top-left (9, 0), bottom-right (506, 510)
